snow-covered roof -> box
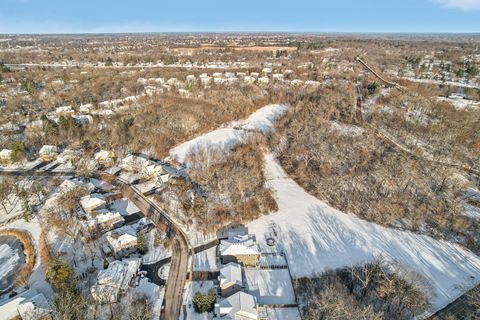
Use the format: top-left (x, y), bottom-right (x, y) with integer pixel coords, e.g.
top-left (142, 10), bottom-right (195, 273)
top-left (92, 210), bottom-right (124, 225)
top-left (219, 234), bottom-right (259, 257)
top-left (94, 150), bottom-right (115, 161)
top-left (105, 225), bottom-right (138, 252)
top-left (0, 289), bottom-right (47, 320)
top-left (0, 149), bottom-right (12, 159)
top-left (110, 198), bottom-right (141, 216)
top-left (39, 145), bottom-right (58, 155)
top-left (80, 193), bottom-right (106, 212)
top-left (216, 292), bottom-right (258, 319)
top-left (17, 293), bottom-right (52, 320)
top-left (92, 258), bottom-right (141, 303)
top-left (219, 263), bottom-right (242, 287)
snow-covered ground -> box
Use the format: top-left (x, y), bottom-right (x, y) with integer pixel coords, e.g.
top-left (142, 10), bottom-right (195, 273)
top-left (265, 307), bottom-right (301, 320)
top-left (0, 218), bottom-right (53, 298)
top-left (142, 229), bottom-right (171, 264)
top-left (193, 246), bottom-right (218, 271)
top-left (438, 97), bottom-right (480, 110)
top-left (180, 281), bottom-right (215, 320)
top-left (244, 268), bottom-right (296, 305)
top-left (169, 104), bottom-right (288, 163)
top-left (247, 153), bottom-right (480, 315)
top-left (134, 277), bottom-right (164, 320)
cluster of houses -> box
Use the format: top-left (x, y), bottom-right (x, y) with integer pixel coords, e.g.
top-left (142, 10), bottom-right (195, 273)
top-left (191, 227), bottom-right (298, 319)
top-left (398, 54), bottom-right (480, 85)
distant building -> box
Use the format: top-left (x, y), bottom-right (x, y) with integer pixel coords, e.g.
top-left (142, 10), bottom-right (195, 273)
top-left (0, 149), bottom-right (12, 164)
top-left (39, 145), bottom-right (58, 162)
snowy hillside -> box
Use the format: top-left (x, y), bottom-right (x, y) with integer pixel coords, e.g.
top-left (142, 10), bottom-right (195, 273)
top-left (169, 104), bottom-right (288, 163)
top-left (248, 153), bottom-right (480, 315)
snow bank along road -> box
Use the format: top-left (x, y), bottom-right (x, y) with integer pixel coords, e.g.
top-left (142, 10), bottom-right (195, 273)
top-left (247, 153), bottom-right (480, 316)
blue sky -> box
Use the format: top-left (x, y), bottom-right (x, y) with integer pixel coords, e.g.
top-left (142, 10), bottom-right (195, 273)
top-left (0, 0), bottom-right (479, 34)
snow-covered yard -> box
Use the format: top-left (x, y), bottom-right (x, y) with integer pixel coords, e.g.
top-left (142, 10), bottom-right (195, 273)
top-left (247, 153), bottom-right (480, 315)
top-left (265, 307), bottom-right (301, 320)
top-left (193, 246), bottom-right (218, 271)
top-left (244, 268), bottom-right (296, 305)
top-left (180, 281), bottom-right (215, 320)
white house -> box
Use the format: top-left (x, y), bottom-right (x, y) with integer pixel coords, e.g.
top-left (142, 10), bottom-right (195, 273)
top-left (39, 145), bottom-right (58, 162)
top-left (219, 263), bottom-right (243, 297)
top-left (80, 194), bottom-right (107, 214)
top-left (0, 289), bottom-right (51, 320)
top-left (17, 292), bottom-right (52, 320)
top-left (0, 149), bottom-right (12, 163)
top-left (91, 259), bottom-right (141, 303)
top-left (258, 77), bottom-right (270, 85)
top-left (219, 234), bottom-right (260, 267)
top-left (88, 210), bottom-right (125, 232)
top-left (105, 225), bottom-right (138, 258)
top-left (94, 150), bottom-right (115, 168)
top-left (57, 149), bottom-right (80, 164)
top-left (56, 105), bottom-right (75, 115)
top-left (214, 292), bottom-right (259, 320)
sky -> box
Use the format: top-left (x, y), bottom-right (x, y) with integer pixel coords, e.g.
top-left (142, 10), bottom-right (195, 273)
top-left (0, 0), bottom-right (479, 34)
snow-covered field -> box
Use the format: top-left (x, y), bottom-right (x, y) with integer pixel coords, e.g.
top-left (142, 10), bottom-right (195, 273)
top-left (169, 104), bottom-right (288, 163)
top-left (244, 268), bottom-right (296, 305)
top-left (247, 153), bottom-right (480, 315)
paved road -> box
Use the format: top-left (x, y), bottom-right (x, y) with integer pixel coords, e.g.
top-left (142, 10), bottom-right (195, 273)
top-left (111, 176), bottom-right (192, 320)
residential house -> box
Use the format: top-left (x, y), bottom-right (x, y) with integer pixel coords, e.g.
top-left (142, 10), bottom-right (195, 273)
top-left (105, 225), bottom-right (138, 258)
top-left (214, 292), bottom-right (259, 320)
top-left (0, 289), bottom-right (52, 320)
top-left (219, 234), bottom-right (260, 267)
top-left (39, 145), bottom-right (58, 162)
top-left (219, 263), bottom-right (243, 297)
top-left (55, 106), bottom-right (75, 116)
top-left (88, 210), bottom-right (125, 232)
top-left (80, 194), bottom-right (107, 214)
top-left (91, 259), bottom-right (141, 303)
top-left (0, 149), bottom-right (12, 164)
top-left (94, 150), bottom-right (115, 168)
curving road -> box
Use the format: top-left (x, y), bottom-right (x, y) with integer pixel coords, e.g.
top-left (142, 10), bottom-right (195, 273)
top-left (0, 166), bottom-right (192, 320)
top-left (106, 175), bottom-right (192, 320)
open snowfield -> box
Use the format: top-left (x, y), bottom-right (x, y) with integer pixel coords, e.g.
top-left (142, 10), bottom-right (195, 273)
top-left (169, 104), bottom-right (288, 163)
top-left (247, 153), bottom-right (480, 315)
